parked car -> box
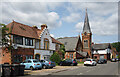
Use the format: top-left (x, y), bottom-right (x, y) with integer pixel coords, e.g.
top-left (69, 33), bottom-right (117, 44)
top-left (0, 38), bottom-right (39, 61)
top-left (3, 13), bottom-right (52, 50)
top-left (84, 58), bottom-right (97, 66)
top-left (58, 59), bottom-right (78, 66)
top-left (20, 59), bottom-right (42, 70)
top-left (39, 60), bottom-right (56, 69)
top-left (111, 58), bottom-right (117, 62)
top-left (97, 59), bottom-right (107, 64)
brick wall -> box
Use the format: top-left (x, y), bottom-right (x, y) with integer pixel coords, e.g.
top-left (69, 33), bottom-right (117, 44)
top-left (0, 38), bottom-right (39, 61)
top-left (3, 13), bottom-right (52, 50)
top-left (0, 47), bottom-right (34, 64)
top-left (0, 48), bottom-right (12, 64)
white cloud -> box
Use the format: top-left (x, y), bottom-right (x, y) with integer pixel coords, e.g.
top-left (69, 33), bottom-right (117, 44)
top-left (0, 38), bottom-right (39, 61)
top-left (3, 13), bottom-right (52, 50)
top-left (73, 2), bottom-right (118, 36)
top-left (62, 13), bottom-right (81, 23)
top-left (50, 34), bottom-right (54, 37)
top-left (1, 2), bottom-right (62, 30)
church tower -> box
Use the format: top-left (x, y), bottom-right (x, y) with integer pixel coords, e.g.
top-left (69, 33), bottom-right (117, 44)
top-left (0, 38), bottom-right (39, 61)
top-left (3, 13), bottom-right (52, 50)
top-left (82, 9), bottom-right (92, 58)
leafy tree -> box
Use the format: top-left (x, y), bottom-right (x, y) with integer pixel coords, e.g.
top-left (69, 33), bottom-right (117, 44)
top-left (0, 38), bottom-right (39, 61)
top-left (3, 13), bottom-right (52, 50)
top-left (59, 44), bottom-right (65, 59)
top-left (50, 52), bottom-right (61, 64)
top-left (0, 23), bottom-right (13, 51)
top-left (111, 42), bottom-right (120, 52)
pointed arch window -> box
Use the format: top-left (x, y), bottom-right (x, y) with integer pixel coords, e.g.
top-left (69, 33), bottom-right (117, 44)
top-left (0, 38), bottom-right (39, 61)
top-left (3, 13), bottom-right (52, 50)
top-left (44, 38), bottom-right (49, 50)
top-left (84, 40), bottom-right (88, 48)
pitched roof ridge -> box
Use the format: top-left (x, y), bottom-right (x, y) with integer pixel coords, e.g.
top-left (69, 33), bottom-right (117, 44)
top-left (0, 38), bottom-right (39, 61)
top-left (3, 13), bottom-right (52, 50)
top-left (13, 21), bottom-right (41, 31)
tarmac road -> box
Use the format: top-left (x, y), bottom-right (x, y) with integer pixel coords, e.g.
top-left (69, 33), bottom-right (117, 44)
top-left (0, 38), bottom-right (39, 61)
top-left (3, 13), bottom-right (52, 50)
top-left (51, 61), bottom-right (119, 75)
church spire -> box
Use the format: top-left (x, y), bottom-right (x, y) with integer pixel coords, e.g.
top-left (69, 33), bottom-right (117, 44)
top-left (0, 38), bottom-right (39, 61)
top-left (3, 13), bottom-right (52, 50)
top-left (82, 9), bottom-right (91, 34)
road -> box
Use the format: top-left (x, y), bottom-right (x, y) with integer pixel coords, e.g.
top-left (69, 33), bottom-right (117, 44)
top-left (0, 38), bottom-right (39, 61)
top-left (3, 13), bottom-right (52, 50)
top-left (51, 61), bottom-right (118, 75)
top-left (21, 61), bottom-right (119, 77)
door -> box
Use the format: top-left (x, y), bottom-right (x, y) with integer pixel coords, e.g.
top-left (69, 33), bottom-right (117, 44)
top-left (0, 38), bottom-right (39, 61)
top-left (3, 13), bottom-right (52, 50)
top-left (35, 54), bottom-right (40, 60)
top-left (100, 55), bottom-right (104, 59)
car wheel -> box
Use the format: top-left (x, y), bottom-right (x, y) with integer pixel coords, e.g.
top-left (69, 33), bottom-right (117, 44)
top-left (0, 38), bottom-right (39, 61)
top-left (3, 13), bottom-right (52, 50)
top-left (30, 66), bottom-right (34, 70)
top-left (43, 65), bottom-right (47, 69)
top-left (70, 63), bottom-right (74, 66)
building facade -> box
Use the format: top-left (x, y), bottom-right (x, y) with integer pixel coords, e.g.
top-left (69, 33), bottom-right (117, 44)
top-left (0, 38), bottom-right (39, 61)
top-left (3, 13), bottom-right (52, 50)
top-left (0, 21), bottom-right (62, 64)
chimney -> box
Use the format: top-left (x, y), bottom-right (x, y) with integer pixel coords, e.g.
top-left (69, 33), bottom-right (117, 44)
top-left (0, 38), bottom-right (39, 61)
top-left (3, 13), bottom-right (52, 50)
top-left (41, 24), bottom-right (47, 30)
top-left (32, 25), bottom-right (38, 29)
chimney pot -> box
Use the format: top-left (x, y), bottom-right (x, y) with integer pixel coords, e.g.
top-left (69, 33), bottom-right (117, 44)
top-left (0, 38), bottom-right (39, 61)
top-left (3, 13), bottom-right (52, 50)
top-left (41, 24), bottom-right (47, 30)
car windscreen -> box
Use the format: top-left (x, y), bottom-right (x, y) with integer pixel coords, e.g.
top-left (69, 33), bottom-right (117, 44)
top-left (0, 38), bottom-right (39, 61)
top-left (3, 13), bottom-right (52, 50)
top-left (33, 60), bottom-right (39, 63)
top-left (86, 59), bottom-right (91, 61)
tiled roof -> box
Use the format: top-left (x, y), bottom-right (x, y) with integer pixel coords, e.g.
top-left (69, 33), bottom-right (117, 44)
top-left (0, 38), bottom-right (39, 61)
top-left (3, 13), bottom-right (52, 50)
top-left (92, 43), bottom-right (110, 50)
top-left (51, 37), bottom-right (63, 45)
top-left (6, 21), bottom-right (62, 45)
top-left (6, 21), bottom-right (41, 39)
top-left (57, 37), bottom-right (79, 51)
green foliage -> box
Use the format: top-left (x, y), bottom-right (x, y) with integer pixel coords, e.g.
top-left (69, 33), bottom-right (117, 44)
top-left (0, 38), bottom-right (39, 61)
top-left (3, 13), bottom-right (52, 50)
top-left (59, 44), bottom-right (65, 59)
top-left (50, 52), bottom-right (61, 64)
top-left (111, 42), bottom-right (120, 52)
top-left (0, 23), bottom-right (13, 51)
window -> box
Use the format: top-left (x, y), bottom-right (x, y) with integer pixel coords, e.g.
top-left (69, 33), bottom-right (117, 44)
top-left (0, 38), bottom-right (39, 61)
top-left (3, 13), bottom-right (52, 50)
top-left (44, 38), bottom-right (49, 50)
top-left (13, 35), bottom-right (23, 45)
top-left (55, 44), bottom-right (59, 50)
top-left (84, 40), bottom-right (88, 48)
top-left (43, 55), bottom-right (50, 61)
top-left (28, 60), bottom-right (32, 63)
top-left (69, 54), bottom-right (73, 59)
top-left (35, 39), bottom-right (40, 49)
top-left (13, 55), bottom-right (23, 63)
top-left (25, 38), bottom-right (33, 46)
top-left (26, 55), bottom-right (33, 60)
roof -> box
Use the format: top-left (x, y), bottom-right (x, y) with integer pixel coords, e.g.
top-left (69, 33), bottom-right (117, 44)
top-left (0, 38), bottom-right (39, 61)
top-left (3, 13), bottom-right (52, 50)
top-left (92, 43), bottom-right (110, 50)
top-left (6, 21), bottom-right (41, 39)
top-left (82, 9), bottom-right (91, 34)
top-left (57, 37), bottom-right (79, 51)
top-left (77, 51), bottom-right (88, 57)
top-left (51, 37), bottom-right (63, 45)
top-left (6, 21), bottom-right (62, 44)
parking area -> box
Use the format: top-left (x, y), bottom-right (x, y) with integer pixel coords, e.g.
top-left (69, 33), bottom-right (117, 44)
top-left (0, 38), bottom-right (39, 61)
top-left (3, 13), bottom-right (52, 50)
top-left (24, 64), bottom-right (84, 75)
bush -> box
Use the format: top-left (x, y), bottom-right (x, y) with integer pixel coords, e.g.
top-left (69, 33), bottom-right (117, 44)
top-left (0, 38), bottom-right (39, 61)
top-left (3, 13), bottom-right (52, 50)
top-left (50, 52), bottom-right (61, 64)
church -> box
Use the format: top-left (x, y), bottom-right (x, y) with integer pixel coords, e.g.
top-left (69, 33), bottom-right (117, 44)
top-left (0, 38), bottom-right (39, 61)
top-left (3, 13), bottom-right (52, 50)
top-left (57, 9), bottom-right (117, 61)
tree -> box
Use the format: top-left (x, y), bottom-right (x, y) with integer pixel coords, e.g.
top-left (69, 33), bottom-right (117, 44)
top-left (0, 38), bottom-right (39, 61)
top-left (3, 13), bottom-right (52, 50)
top-left (0, 23), bottom-right (13, 51)
top-left (111, 42), bottom-right (120, 52)
top-left (59, 44), bottom-right (65, 59)
top-left (50, 52), bottom-right (61, 64)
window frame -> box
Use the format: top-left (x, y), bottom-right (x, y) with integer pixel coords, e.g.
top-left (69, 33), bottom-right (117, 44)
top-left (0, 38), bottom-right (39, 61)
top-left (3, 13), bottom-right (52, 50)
top-left (25, 37), bottom-right (33, 46)
top-left (13, 35), bottom-right (23, 45)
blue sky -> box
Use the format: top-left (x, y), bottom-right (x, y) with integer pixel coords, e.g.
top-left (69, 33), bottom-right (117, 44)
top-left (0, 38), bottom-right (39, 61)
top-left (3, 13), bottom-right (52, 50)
top-left (0, 1), bottom-right (118, 43)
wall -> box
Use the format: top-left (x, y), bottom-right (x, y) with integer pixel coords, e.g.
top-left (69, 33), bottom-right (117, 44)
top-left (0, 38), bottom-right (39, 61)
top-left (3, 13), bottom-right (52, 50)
top-left (40, 29), bottom-right (55, 50)
top-left (93, 49), bottom-right (108, 54)
top-left (34, 49), bottom-right (53, 60)
top-left (0, 48), bottom-right (11, 64)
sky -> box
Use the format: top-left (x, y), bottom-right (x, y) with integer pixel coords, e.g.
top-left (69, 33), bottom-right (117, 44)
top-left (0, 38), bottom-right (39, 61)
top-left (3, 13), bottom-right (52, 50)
top-left (0, 0), bottom-right (119, 43)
